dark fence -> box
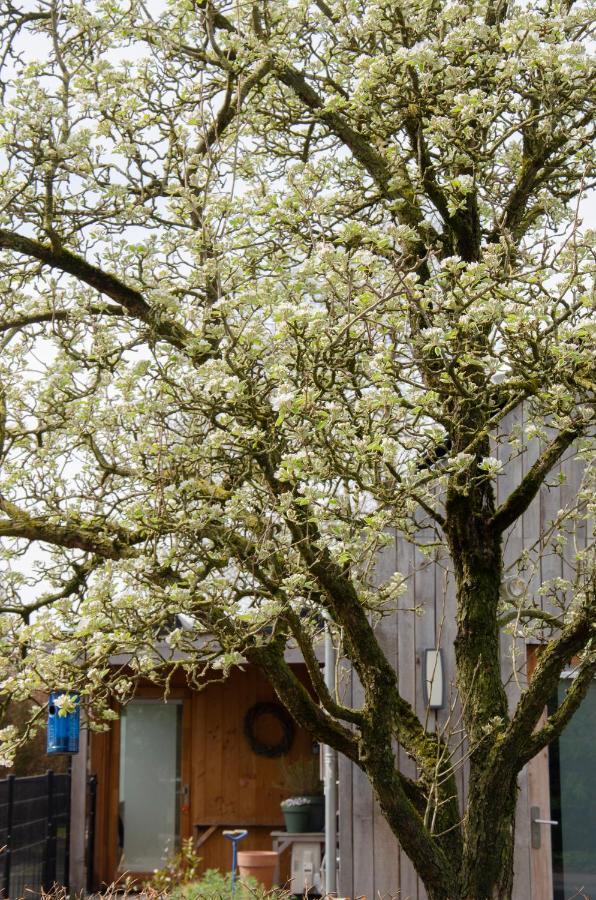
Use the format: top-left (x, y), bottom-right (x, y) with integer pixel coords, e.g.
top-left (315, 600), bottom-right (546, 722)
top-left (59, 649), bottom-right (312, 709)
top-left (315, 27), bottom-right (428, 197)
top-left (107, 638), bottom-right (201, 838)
top-left (0, 771), bottom-right (71, 899)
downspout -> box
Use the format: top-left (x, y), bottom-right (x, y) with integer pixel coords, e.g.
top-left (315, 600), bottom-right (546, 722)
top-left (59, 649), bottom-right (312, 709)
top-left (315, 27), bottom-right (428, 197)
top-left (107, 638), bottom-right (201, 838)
top-left (324, 618), bottom-right (338, 895)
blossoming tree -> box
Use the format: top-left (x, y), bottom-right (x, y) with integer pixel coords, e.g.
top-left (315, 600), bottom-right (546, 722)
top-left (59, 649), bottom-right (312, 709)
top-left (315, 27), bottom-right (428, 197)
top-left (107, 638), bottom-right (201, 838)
top-left (0, 1), bottom-right (594, 896)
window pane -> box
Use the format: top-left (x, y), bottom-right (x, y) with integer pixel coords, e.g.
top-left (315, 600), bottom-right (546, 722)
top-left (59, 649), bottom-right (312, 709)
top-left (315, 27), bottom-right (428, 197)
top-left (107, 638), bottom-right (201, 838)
top-left (550, 680), bottom-right (596, 899)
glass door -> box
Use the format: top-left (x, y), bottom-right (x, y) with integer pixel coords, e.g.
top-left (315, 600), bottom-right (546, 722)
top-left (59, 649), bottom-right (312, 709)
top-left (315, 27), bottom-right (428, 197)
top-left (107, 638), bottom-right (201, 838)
top-left (118, 699), bottom-right (183, 872)
top-left (549, 678), bottom-right (596, 899)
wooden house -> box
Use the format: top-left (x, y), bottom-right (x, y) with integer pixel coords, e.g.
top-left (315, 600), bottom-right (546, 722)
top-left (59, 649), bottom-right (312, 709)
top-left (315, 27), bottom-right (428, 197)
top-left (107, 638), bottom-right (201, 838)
top-left (336, 423), bottom-right (595, 900)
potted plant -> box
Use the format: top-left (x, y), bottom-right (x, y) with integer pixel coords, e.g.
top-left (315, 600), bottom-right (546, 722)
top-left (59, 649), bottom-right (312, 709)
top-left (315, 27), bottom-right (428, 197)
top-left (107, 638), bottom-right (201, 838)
top-left (278, 758), bottom-right (324, 833)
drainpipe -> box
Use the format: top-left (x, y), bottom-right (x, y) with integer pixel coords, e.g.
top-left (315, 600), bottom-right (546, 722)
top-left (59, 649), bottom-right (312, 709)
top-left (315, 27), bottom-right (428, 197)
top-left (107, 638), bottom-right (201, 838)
top-left (324, 618), bottom-right (338, 896)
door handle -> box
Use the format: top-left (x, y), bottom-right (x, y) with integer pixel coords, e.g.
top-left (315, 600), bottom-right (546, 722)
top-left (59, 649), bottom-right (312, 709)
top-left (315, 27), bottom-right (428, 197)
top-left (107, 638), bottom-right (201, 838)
top-left (531, 806), bottom-right (558, 849)
top-left (181, 784), bottom-right (190, 813)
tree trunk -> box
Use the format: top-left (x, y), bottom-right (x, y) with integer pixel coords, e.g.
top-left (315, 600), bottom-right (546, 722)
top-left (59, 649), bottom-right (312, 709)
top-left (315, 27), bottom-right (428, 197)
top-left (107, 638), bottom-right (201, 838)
top-left (442, 438), bottom-right (516, 899)
top-left (459, 775), bottom-right (517, 899)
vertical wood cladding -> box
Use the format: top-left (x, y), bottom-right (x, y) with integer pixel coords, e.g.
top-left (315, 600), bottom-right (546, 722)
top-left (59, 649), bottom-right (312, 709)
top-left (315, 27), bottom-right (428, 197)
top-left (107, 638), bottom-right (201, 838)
top-left (338, 409), bottom-right (587, 900)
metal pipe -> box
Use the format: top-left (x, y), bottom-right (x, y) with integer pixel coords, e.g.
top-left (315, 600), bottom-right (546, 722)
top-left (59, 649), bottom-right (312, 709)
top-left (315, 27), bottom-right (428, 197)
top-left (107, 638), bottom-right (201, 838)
top-left (324, 619), bottom-right (338, 896)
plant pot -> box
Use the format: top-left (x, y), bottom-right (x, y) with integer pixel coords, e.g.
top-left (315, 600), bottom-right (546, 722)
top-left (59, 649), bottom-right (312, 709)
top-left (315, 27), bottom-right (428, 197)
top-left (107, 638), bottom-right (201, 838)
top-left (282, 804), bottom-right (310, 833)
top-left (237, 850), bottom-right (278, 889)
top-left (307, 795), bottom-right (324, 831)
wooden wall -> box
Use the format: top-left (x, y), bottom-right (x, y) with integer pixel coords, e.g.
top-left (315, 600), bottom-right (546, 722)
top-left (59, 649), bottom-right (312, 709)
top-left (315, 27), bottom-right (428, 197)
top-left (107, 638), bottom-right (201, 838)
top-left (338, 414), bottom-right (589, 900)
top-left (89, 664), bottom-right (315, 889)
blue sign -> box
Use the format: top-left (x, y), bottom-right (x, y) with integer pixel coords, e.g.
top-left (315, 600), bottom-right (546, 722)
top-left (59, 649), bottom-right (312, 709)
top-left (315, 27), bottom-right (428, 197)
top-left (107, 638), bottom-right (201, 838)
top-left (47, 692), bottom-right (80, 754)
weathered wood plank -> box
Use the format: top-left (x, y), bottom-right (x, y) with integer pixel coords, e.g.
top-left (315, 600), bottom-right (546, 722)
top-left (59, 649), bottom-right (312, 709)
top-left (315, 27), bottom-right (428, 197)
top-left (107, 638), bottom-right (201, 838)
top-left (519, 409), bottom-right (544, 900)
top-left (560, 447), bottom-right (586, 588)
top-left (69, 724), bottom-right (88, 894)
top-left (497, 409), bottom-right (532, 900)
top-left (396, 535), bottom-right (420, 900)
top-left (498, 409), bottom-right (525, 710)
top-left (338, 741), bottom-right (354, 897)
top-left (337, 645), bottom-right (355, 897)
top-left (539, 424), bottom-right (564, 622)
top-left (413, 536), bottom-right (437, 900)
top-left (351, 665), bottom-right (375, 900)
top-left (435, 555), bottom-right (466, 813)
top-left (373, 533), bottom-right (401, 898)
top-left (527, 716), bottom-right (554, 899)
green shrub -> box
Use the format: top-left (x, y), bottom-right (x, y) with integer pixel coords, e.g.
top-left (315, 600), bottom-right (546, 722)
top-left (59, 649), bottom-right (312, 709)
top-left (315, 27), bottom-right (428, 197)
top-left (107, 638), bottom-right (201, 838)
top-left (172, 869), bottom-right (290, 900)
top-left (150, 838), bottom-right (201, 893)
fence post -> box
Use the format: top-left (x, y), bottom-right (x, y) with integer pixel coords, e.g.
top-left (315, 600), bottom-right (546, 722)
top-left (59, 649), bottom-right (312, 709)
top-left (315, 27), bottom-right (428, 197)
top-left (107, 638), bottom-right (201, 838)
top-left (63, 768), bottom-right (71, 894)
top-left (2, 774), bottom-right (14, 899)
top-left (43, 770), bottom-right (57, 891)
top-left (86, 775), bottom-right (97, 894)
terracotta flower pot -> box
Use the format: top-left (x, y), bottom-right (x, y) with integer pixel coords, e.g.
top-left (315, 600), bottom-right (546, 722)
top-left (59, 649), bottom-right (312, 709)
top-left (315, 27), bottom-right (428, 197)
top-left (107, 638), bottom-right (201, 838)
top-left (237, 850), bottom-right (278, 889)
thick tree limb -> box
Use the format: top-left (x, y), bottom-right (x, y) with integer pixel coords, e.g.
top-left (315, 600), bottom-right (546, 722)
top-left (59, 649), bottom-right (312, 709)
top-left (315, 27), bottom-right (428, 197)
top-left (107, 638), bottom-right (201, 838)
top-left (247, 636), bottom-right (456, 896)
top-left (253, 451), bottom-right (460, 821)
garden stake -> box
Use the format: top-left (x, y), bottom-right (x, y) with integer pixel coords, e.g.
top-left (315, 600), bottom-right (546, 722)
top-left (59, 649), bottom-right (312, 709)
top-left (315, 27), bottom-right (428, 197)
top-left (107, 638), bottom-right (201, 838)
top-left (223, 829), bottom-right (248, 897)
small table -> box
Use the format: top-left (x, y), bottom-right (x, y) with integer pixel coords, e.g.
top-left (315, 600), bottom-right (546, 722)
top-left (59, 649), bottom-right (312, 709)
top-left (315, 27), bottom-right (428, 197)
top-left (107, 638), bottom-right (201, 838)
top-left (270, 831), bottom-right (325, 886)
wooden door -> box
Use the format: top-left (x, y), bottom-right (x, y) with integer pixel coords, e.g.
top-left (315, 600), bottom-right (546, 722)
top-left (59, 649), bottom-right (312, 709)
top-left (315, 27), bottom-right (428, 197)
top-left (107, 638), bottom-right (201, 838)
top-left (89, 686), bottom-right (193, 886)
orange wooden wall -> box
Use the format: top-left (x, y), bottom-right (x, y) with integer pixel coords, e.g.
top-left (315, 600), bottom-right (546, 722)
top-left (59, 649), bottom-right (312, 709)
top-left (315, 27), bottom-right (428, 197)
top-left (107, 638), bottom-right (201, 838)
top-left (90, 664), bottom-right (315, 888)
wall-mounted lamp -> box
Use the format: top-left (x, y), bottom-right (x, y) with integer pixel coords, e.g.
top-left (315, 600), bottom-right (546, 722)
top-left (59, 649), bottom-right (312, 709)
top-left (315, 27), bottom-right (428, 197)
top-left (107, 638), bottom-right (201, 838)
top-left (423, 649), bottom-right (445, 710)
top-left (500, 575), bottom-right (527, 602)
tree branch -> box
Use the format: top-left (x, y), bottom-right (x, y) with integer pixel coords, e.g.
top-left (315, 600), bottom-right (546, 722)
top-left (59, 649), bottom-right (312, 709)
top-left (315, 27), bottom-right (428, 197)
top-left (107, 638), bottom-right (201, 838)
top-left (518, 654), bottom-right (596, 768)
top-left (0, 556), bottom-right (102, 618)
top-left (495, 599), bottom-right (595, 771)
top-left (195, 0), bottom-right (237, 34)
top-left (283, 606), bottom-right (364, 726)
top-left (0, 496), bottom-right (141, 559)
top-left (490, 424), bottom-right (581, 533)
top-left (0, 228), bottom-right (195, 355)
top-left (271, 62), bottom-right (437, 253)
top-left (498, 607), bottom-right (563, 629)
top-left (247, 634), bottom-right (455, 895)
top-left (83, 433), bottom-right (135, 479)
top-left (495, 111), bottom-right (593, 241)
top-left (252, 451), bottom-right (460, 811)
top-left (193, 58), bottom-right (273, 158)
top-left (0, 304), bottom-right (126, 333)
top-left (246, 636), bottom-right (360, 762)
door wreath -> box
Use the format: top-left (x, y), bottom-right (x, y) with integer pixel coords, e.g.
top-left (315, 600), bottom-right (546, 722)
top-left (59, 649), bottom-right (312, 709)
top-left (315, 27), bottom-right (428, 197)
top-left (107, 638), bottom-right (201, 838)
top-left (243, 701), bottom-right (295, 757)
